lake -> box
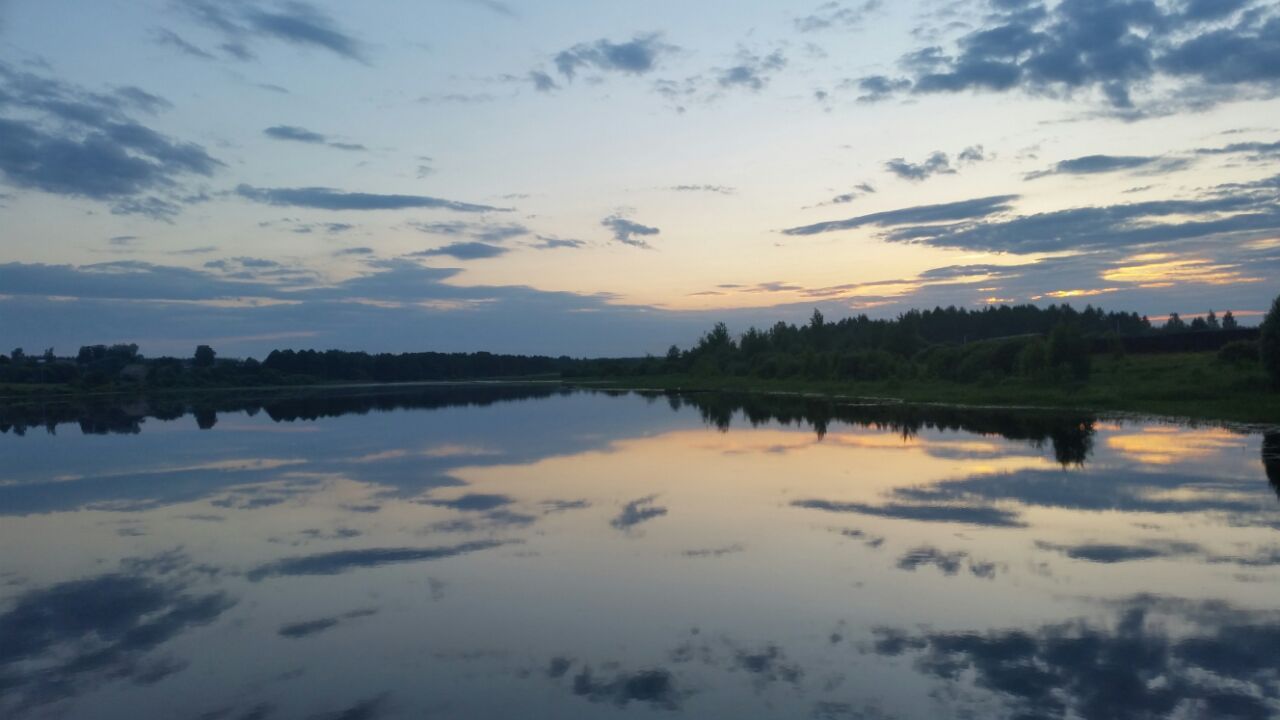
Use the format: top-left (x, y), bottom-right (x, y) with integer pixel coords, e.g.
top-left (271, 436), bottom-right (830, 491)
top-left (2, 386), bottom-right (1278, 719)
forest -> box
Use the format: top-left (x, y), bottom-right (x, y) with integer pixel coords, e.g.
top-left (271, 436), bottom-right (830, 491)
top-left (1, 299), bottom-right (1278, 393)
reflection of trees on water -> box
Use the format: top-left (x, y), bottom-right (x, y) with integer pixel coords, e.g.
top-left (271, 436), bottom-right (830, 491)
top-left (0, 385), bottom-right (570, 436)
top-left (666, 391), bottom-right (1096, 467)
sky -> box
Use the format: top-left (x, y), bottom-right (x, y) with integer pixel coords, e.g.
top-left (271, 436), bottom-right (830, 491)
top-left (0, 0), bottom-right (1278, 357)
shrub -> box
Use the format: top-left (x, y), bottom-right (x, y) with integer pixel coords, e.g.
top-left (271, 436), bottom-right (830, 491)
top-left (1217, 340), bottom-right (1260, 365)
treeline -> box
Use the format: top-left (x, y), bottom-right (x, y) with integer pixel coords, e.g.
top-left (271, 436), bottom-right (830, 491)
top-left (3, 300), bottom-right (1277, 392)
top-left (569, 302), bottom-right (1277, 386)
top-left (0, 342), bottom-right (571, 390)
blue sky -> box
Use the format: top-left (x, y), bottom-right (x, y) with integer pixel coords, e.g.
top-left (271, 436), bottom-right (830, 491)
top-left (1, 0), bottom-right (1278, 356)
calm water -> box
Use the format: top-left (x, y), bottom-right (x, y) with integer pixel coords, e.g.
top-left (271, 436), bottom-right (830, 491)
top-left (2, 386), bottom-right (1279, 720)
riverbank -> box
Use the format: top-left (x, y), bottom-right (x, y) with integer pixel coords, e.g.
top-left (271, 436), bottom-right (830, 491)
top-left (566, 352), bottom-right (1280, 425)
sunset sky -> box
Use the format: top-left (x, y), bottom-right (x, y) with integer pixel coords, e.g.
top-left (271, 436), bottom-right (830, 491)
top-left (1, 0), bottom-right (1278, 356)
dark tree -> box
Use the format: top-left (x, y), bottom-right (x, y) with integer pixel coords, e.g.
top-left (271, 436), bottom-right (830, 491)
top-left (1164, 313), bottom-right (1186, 332)
top-left (1262, 295), bottom-right (1280, 387)
top-left (193, 345), bottom-right (216, 368)
top-left (1222, 310), bottom-right (1238, 330)
top-left (1048, 322), bottom-right (1091, 380)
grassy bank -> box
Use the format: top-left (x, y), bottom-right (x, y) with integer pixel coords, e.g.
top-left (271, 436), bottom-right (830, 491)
top-left (567, 352), bottom-right (1280, 425)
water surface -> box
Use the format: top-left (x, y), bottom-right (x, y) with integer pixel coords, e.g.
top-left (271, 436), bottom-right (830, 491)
top-left (2, 386), bottom-right (1278, 719)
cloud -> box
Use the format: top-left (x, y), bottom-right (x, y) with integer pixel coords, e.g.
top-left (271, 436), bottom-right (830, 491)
top-left (854, 74), bottom-right (911, 102)
top-left (263, 125), bottom-right (366, 151)
top-left (879, 0), bottom-right (1280, 111)
top-left (0, 554), bottom-right (234, 713)
top-left (601, 214), bottom-right (660, 248)
top-left (885, 151), bottom-right (955, 181)
top-left (876, 184), bottom-right (1280, 254)
top-left (553, 34), bottom-right (674, 80)
top-left (885, 145), bottom-right (987, 181)
top-left (566, 666), bottom-right (682, 709)
top-left (235, 185), bottom-right (503, 212)
top-left (781, 194), bottom-right (1018, 236)
top-left (611, 495), bottom-right (668, 530)
top-left (334, 246), bottom-right (374, 257)
top-left (1035, 539), bottom-right (1203, 563)
top-left (528, 70), bottom-right (557, 92)
top-left (0, 62), bottom-right (220, 219)
top-left (794, 1), bottom-right (882, 32)
top-left (410, 242), bottom-right (508, 260)
top-left (871, 596), bottom-right (1280, 720)
top-left (176, 0), bottom-right (368, 63)
top-left (453, 0), bottom-right (515, 16)
top-left (278, 608), bottom-right (377, 638)
top-left (532, 235), bottom-right (587, 250)
top-left (409, 222), bottom-right (529, 243)
top-left (669, 184), bottom-right (735, 194)
top-left (791, 498), bottom-right (1026, 527)
top-left (246, 540), bottom-right (513, 580)
top-left (151, 27), bottom-right (216, 59)
top-left (717, 50), bottom-right (787, 91)
top-left (1026, 153), bottom-right (1189, 179)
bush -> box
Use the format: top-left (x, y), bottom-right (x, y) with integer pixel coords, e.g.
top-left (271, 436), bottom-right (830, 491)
top-left (1217, 340), bottom-right (1260, 365)
top-left (1263, 295), bottom-right (1280, 387)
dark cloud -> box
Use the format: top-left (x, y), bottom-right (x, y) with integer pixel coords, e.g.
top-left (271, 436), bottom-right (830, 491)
top-left (333, 246), bottom-right (374, 257)
top-left (305, 695), bottom-right (389, 720)
top-left (886, 145), bottom-right (986, 181)
top-left (1195, 138), bottom-right (1280, 158)
top-left (246, 540), bottom-right (514, 580)
top-left (261, 124), bottom-right (364, 151)
top-left (718, 50), bottom-right (787, 91)
top-left (411, 241), bottom-right (509, 260)
top-left (854, 74), bottom-right (911, 101)
top-left (177, 0), bottom-right (367, 63)
top-left (794, 1), bottom-right (882, 32)
top-left (885, 151), bottom-right (956, 181)
top-left (532, 235), bottom-right (587, 250)
top-left (781, 194), bottom-right (1018, 236)
top-left (877, 185), bottom-right (1280, 254)
top-left (278, 609), bottom-right (377, 639)
top-left (528, 70), bottom-right (557, 92)
top-left (611, 495), bottom-right (668, 530)
top-left (897, 545), bottom-right (1000, 578)
top-left (569, 666), bottom-right (682, 709)
top-left (0, 63), bottom-right (220, 219)
top-left (879, 0), bottom-right (1280, 111)
top-left (0, 555), bottom-right (234, 714)
top-left (234, 185), bottom-right (503, 212)
top-left (1026, 153), bottom-right (1189, 179)
top-left (871, 596), bottom-right (1280, 720)
top-left (423, 493), bottom-right (514, 512)
top-left (554, 34), bottom-right (673, 80)
top-left (601, 214), bottom-right (660, 248)
top-left (151, 27), bottom-right (216, 59)
top-left (1035, 539), bottom-right (1203, 563)
top-left (791, 498), bottom-right (1026, 527)
top-left (115, 86), bottom-right (173, 114)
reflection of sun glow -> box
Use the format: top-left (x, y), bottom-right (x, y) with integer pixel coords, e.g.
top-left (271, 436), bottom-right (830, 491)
top-left (1101, 257), bottom-right (1262, 286)
top-left (1106, 427), bottom-right (1244, 465)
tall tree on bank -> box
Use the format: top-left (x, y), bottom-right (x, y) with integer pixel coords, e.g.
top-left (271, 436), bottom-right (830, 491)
top-left (1262, 294), bottom-right (1280, 388)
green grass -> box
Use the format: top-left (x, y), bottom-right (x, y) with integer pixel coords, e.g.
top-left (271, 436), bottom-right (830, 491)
top-left (567, 352), bottom-right (1280, 425)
